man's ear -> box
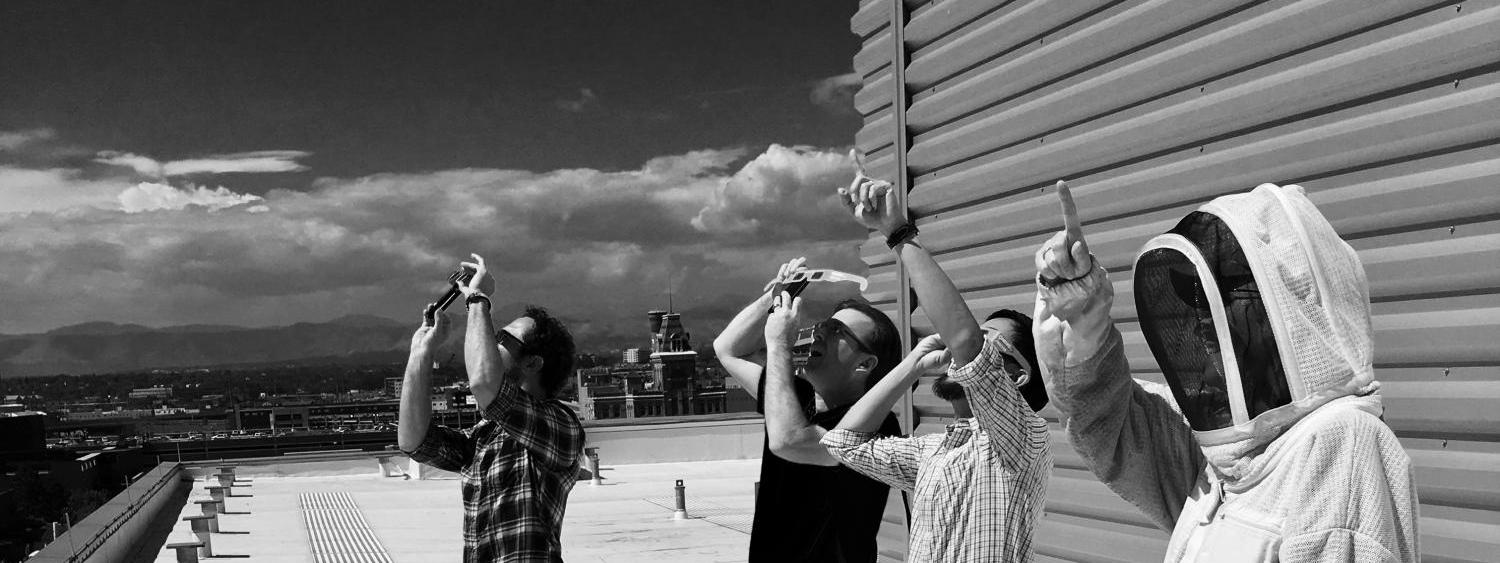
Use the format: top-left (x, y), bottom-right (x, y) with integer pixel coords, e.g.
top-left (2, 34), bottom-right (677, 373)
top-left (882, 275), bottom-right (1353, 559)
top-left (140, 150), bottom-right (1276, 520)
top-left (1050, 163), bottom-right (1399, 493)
top-left (521, 355), bottom-right (545, 375)
top-left (856, 355), bottom-right (878, 374)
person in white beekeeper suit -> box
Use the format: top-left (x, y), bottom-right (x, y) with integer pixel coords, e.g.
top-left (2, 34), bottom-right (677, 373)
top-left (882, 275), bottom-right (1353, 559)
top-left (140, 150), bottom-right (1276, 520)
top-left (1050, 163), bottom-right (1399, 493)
top-left (1032, 180), bottom-right (1418, 562)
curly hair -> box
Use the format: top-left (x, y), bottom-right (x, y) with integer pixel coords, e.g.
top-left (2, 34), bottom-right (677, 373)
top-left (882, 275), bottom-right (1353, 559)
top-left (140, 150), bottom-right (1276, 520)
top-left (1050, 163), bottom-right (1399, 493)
top-left (506, 305), bottom-right (576, 398)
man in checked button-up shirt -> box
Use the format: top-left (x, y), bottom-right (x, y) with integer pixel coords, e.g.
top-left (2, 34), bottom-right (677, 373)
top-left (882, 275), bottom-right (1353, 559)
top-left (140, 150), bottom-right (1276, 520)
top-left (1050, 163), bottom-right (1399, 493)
top-left (822, 170), bottom-right (1052, 562)
top-left (397, 253), bottom-right (585, 563)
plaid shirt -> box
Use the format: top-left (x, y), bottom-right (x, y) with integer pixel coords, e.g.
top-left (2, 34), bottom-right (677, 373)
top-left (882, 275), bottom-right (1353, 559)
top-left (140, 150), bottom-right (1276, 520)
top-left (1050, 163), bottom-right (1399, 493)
top-left (822, 336), bottom-right (1051, 563)
top-left (407, 375), bottom-right (585, 563)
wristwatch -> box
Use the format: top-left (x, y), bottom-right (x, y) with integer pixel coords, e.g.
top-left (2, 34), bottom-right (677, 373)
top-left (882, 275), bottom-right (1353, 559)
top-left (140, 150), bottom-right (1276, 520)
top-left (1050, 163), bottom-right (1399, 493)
top-left (465, 293), bottom-right (492, 310)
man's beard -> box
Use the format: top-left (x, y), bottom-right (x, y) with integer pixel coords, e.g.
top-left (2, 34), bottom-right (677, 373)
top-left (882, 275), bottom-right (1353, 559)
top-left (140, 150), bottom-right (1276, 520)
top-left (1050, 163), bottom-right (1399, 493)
top-left (931, 375), bottom-right (966, 402)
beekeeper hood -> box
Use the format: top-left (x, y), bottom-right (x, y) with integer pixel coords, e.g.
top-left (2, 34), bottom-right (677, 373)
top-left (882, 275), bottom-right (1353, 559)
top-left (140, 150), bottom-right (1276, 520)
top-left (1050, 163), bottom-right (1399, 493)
top-left (1133, 183), bottom-right (1380, 478)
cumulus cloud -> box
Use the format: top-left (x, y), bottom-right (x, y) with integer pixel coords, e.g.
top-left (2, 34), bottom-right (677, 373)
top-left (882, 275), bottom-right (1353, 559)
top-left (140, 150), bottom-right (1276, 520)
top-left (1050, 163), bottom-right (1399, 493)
top-left (0, 144), bottom-right (871, 341)
top-left (117, 182), bottom-right (264, 213)
top-left (554, 88), bottom-right (600, 113)
top-left (0, 128), bottom-right (58, 152)
top-left (692, 144), bottom-right (862, 242)
top-left (95, 149), bottom-right (309, 177)
top-left (810, 72), bottom-right (862, 115)
top-left (0, 166), bottom-right (130, 213)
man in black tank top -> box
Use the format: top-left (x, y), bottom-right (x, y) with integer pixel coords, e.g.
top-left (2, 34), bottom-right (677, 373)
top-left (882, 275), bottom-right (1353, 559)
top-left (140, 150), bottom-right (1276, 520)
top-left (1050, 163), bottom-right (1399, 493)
top-left (713, 258), bottom-right (905, 562)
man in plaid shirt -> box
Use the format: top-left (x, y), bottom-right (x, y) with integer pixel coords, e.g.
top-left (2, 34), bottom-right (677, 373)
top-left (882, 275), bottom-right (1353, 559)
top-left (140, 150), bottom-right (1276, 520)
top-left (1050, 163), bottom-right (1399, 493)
top-left (397, 253), bottom-right (585, 563)
top-left (821, 171), bottom-right (1051, 562)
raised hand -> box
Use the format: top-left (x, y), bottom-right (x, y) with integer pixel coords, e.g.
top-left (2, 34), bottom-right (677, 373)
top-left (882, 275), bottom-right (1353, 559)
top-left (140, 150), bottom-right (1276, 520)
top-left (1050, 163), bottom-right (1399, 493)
top-left (457, 253), bottom-right (497, 297)
top-left (764, 291), bottom-right (803, 348)
top-left (909, 333), bottom-right (952, 375)
top-left (838, 149), bottom-right (905, 236)
top-left (1035, 181), bottom-right (1093, 285)
top-left (1033, 179), bottom-right (1113, 365)
top-left (763, 256), bottom-right (809, 293)
top-left (411, 303), bottom-right (450, 354)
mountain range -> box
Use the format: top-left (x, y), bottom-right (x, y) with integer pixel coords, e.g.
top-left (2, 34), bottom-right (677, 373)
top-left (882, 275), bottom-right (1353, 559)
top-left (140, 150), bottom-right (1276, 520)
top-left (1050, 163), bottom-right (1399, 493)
top-left (0, 292), bottom-right (769, 379)
top-left (0, 315), bottom-right (414, 378)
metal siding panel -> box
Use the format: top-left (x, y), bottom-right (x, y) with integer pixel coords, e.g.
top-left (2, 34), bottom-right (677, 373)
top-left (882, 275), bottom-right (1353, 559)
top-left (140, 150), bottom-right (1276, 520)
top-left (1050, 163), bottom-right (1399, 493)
top-left (856, 107), bottom-right (897, 155)
top-left (906, 0), bottom-right (1451, 167)
top-left (852, 0), bottom-right (889, 38)
top-left (912, 6), bottom-right (1500, 211)
top-left (852, 0), bottom-right (1500, 560)
top-left (854, 28), bottom-right (895, 77)
top-left (904, 1), bottom-right (1113, 91)
top-left (899, 119), bottom-right (1500, 260)
top-left (854, 68), bottom-right (894, 116)
top-left (901, 0), bottom-right (1013, 52)
top-left (905, 0), bottom-right (1258, 132)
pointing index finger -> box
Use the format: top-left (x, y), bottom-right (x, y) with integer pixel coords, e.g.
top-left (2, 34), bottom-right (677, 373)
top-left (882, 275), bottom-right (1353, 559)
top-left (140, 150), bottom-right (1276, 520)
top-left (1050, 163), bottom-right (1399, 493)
top-left (1056, 180), bottom-right (1084, 242)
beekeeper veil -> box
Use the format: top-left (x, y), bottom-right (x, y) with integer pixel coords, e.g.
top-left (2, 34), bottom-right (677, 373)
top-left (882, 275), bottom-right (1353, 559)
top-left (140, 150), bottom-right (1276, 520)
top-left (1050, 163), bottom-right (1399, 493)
top-left (1134, 212), bottom-right (1290, 431)
top-left (1133, 183), bottom-right (1378, 447)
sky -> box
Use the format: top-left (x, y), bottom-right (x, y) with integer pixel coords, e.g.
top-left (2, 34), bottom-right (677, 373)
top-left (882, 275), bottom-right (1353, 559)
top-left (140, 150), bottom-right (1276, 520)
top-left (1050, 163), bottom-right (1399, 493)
top-left (0, 1), bottom-right (874, 347)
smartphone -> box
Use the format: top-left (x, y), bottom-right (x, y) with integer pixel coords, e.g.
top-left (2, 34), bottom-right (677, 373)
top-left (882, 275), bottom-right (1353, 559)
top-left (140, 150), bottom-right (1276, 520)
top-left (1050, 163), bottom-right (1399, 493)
top-left (766, 278), bottom-right (810, 315)
top-left (435, 267), bottom-right (475, 313)
top-left (773, 278), bottom-right (812, 299)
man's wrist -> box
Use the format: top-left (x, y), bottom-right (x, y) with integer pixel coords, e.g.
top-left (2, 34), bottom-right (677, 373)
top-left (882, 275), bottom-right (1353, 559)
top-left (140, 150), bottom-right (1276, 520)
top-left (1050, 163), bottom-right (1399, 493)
top-left (465, 293), bottom-right (491, 311)
top-left (885, 223), bottom-right (919, 249)
top-left (896, 357), bottom-right (927, 382)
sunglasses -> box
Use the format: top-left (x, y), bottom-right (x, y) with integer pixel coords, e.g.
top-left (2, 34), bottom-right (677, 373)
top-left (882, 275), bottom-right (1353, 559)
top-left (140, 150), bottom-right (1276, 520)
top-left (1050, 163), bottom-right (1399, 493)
top-left (796, 318), bottom-right (874, 355)
top-left (495, 328), bottom-right (530, 356)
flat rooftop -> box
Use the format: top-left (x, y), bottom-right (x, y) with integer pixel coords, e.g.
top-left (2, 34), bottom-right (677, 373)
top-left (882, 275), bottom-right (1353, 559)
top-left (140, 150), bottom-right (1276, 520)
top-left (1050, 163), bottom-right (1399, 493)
top-left (153, 459), bottom-right (760, 563)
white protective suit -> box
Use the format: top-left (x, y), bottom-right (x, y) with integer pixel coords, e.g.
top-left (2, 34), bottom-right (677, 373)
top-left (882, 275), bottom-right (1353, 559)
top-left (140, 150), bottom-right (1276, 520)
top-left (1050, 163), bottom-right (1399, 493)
top-left (1034, 183), bottom-right (1418, 562)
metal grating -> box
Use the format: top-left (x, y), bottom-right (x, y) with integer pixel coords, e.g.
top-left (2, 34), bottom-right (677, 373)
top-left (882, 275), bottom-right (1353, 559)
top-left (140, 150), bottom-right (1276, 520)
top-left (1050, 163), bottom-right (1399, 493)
top-left (851, 0), bottom-right (1500, 560)
top-left (300, 492), bottom-right (394, 563)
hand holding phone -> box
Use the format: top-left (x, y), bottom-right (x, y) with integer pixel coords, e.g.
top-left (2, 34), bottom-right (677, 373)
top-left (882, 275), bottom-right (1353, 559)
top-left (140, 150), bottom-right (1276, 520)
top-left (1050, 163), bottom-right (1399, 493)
top-left (435, 266), bottom-right (475, 313)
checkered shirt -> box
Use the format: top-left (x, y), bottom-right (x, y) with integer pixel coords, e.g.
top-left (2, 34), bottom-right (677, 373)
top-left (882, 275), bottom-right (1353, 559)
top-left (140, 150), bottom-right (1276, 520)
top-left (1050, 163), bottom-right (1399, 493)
top-left (407, 376), bottom-right (585, 563)
top-left (822, 335), bottom-right (1052, 563)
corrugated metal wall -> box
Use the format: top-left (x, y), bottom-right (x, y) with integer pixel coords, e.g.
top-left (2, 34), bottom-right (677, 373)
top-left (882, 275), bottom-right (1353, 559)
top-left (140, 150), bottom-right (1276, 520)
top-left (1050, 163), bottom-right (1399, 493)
top-left (850, 0), bottom-right (1500, 561)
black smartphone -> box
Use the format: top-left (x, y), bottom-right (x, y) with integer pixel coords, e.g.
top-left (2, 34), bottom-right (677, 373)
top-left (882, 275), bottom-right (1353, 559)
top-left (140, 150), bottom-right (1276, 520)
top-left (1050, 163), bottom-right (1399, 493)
top-left (773, 279), bottom-right (811, 299)
top-left (766, 278), bottom-right (811, 315)
top-left (435, 267), bottom-right (475, 313)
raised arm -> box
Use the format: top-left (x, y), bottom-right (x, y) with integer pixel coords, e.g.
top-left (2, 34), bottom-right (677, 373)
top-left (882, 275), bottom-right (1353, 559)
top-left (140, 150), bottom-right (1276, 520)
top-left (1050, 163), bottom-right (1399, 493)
top-left (398, 304), bottom-right (473, 471)
top-left (842, 161), bottom-right (982, 364)
top-left (762, 292), bottom-right (837, 466)
top-left (452, 254), bottom-right (505, 409)
top-left (712, 258), bottom-right (806, 399)
top-left (822, 335), bottom-right (950, 489)
top-left (837, 333), bottom-right (948, 433)
top-left (454, 254), bottom-right (582, 470)
top-left (1034, 181), bottom-right (1203, 531)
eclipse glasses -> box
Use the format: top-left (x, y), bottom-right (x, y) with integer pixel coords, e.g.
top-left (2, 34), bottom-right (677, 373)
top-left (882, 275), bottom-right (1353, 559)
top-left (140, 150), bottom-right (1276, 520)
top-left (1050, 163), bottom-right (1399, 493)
top-left (762, 268), bottom-right (869, 297)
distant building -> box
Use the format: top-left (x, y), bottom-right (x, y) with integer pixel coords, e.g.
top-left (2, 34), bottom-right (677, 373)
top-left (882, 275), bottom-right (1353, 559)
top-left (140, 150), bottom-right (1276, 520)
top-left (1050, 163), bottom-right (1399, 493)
top-left (574, 310), bottom-right (730, 420)
top-left (724, 375), bottom-right (756, 413)
top-left (621, 348), bottom-right (644, 364)
top-left (383, 377), bottom-right (403, 397)
top-left (128, 387), bottom-right (172, 400)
